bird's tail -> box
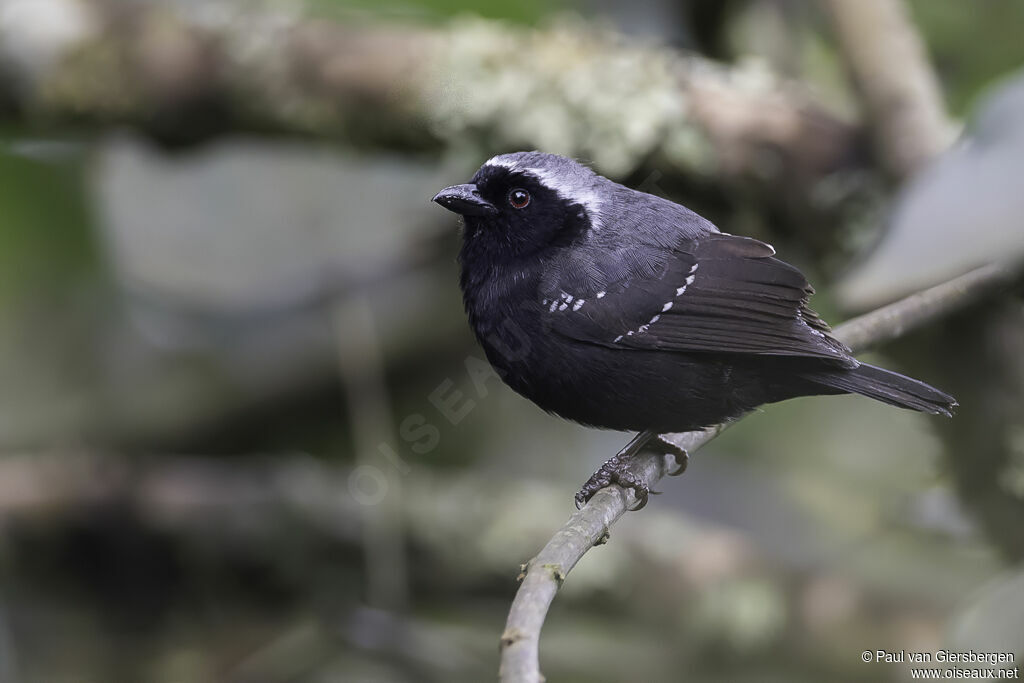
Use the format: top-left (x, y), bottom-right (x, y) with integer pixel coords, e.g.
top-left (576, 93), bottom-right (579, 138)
top-left (804, 363), bottom-right (957, 417)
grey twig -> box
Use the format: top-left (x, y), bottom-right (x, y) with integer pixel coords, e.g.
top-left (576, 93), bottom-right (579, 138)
top-left (498, 262), bottom-right (1020, 683)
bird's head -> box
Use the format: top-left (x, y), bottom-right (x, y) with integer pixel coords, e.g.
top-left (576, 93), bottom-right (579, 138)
top-left (433, 152), bottom-right (606, 259)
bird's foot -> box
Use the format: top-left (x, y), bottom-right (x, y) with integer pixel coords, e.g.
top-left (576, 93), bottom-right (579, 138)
top-left (574, 432), bottom-right (690, 510)
top-left (574, 452), bottom-right (652, 511)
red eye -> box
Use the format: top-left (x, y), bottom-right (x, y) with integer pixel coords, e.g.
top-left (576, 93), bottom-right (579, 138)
top-left (508, 188), bottom-right (530, 209)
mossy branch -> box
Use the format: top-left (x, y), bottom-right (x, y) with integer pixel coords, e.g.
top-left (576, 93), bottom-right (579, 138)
top-left (0, 2), bottom-right (856, 182)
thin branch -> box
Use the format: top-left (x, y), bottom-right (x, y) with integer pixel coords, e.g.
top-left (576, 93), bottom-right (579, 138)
top-left (498, 261), bottom-right (1021, 683)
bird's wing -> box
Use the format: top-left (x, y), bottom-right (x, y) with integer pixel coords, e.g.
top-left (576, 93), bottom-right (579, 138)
top-left (540, 233), bottom-right (855, 365)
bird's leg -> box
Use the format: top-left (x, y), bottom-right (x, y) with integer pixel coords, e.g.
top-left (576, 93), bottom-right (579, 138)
top-left (575, 430), bottom-right (689, 510)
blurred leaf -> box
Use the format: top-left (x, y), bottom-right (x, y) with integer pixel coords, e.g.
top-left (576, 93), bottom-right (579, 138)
top-left (307, 0), bottom-right (560, 24)
top-left (0, 135), bottom-right (96, 302)
top-left (908, 0), bottom-right (1024, 115)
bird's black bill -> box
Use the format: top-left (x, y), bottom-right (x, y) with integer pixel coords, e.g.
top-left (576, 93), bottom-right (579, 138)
top-left (432, 184), bottom-right (498, 216)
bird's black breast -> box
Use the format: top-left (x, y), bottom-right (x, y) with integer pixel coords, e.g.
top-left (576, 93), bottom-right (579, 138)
top-left (459, 249), bottom-right (545, 377)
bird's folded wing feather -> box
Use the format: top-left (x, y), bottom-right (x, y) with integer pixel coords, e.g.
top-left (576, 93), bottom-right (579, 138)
top-left (541, 233), bottom-right (855, 366)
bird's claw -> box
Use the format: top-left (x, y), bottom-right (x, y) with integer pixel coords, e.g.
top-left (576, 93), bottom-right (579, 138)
top-left (575, 453), bottom-right (651, 511)
top-left (654, 436), bottom-right (689, 476)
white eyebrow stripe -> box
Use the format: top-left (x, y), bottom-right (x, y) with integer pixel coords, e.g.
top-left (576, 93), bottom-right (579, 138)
top-left (484, 156), bottom-right (519, 171)
top-left (483, 156), bottom-right (605, 231)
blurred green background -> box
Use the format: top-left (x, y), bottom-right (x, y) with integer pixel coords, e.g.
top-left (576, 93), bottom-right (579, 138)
top-left (0, 0), bottom-right (1022, 681)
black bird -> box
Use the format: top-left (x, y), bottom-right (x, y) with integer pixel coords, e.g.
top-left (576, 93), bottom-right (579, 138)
top-left (433, 152), bottom-right (956, 508)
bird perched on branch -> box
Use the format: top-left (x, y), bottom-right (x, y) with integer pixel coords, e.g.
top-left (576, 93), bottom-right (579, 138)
top-left (433, 152), bottom-right (955, 508)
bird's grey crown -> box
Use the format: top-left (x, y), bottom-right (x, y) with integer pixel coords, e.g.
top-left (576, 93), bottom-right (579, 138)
top-left (483, 151), bottom-right (717, 244)
top-left (485, 151), bottom-right (597, 178)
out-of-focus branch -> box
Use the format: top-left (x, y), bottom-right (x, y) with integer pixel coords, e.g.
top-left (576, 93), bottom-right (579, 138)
top-left (831, 263), bottom-right (1020, 351)
top-left (498, 261), bottom-right (1021, 683)
top-left (825, 0), bottom-right (954, 179)
top-left (0, 1), bottom-right (858, 181)
top-left (333, 294), bottom-right (408, 610)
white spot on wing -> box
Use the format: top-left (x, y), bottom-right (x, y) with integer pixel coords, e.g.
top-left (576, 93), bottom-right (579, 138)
top-left (572, 299), bottom-right (585, 311)
top-left (596, 291), bottom-right (606, 299)
top-left (674, 263), bottom-right (699, 296)
top-left (615, 308), bottom-right (665, 343)
top-left (662, 301), bottom-right (673, 312)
